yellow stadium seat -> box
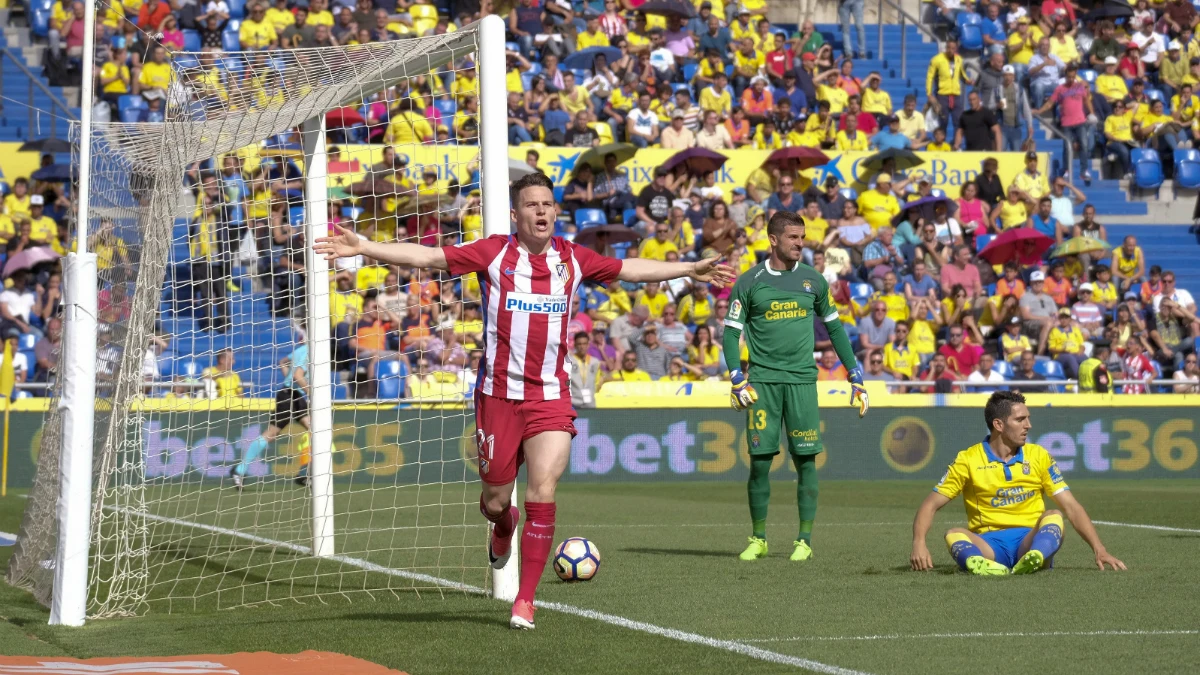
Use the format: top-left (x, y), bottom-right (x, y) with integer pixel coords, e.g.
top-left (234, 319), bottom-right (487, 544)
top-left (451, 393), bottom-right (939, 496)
top-left (414, 18), bottom-right (438, 35)
top-left (588, 121), bottom-right (614, 145)
top-left (410, 3), bottom-right (438, 20)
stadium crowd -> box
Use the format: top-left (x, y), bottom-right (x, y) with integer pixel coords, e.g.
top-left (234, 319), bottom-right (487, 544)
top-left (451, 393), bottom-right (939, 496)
top-left (8, 0), bottom-right (1200, 397)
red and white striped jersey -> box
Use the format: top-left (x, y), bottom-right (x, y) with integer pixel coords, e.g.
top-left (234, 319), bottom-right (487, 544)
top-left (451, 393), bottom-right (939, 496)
top-left (443, 234), bottom-right (623, 401)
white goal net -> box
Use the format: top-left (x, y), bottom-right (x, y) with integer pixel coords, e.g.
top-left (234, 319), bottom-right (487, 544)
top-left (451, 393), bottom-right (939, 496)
top-left (7, 15), bottom-right (511, 619)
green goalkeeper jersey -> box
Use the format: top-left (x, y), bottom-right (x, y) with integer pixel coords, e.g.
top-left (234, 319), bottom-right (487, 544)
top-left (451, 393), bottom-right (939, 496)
top-left (722, 261), bottom-right (857, 384)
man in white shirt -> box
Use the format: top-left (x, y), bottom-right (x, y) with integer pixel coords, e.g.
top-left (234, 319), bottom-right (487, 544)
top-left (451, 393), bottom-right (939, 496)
top-left (1070, 283), bottom-right (1106, 339)
top-left (0, 270), bottom-right (38, 336)
top-left (695, 110), bottom-right (733, 150)
top-left (660, 109), bottom-right (697, 149)
top-left (1131, 18), bottom-right (1167, 67)
top-left (626, 92), bottom-right (660, 148)
top-left (1152, 271), bottom-right (1200, 338)
top-left (966, 352), bottom-right (1006, 392)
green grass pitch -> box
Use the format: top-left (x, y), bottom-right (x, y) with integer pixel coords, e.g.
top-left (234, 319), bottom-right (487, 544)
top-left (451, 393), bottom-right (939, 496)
top-left (1, 479), bottom-right (1198, 674)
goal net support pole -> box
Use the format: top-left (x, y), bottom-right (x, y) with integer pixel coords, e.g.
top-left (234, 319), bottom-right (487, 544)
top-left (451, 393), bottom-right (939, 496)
top-left (301, 114), bottom-right (336, 559)
top-left (476, 15), bottom-right (519, 603)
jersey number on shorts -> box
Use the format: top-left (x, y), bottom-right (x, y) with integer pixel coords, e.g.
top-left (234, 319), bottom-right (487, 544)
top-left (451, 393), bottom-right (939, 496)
top-left (751, 410), bottom-right (768, 430)
top-left (476, 430), bottom-right (495, 475)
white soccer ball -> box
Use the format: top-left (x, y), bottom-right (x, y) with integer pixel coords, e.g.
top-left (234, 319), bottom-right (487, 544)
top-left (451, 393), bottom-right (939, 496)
top-left (553, 537), bottom-right (600, 582)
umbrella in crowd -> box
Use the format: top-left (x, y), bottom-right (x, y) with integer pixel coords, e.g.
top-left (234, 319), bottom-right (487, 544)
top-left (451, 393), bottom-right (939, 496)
top-left (3, 246), bottom-right (61, 278)
top-left (509, 157), bottom-right (538, 181)
top-left (573, 224), bottom-right (641, 248)
top-left (563, 46), bottom-right (622, 71)
top-left (660, 147), bottom-right (728, 176)
top-left (979, 228), bottom-right (1054, 266)
top-left (325, 107), bottom-right (366, 128)
top-left (891, 194), bottom-right (957, 226)
top-left (763, 146), bottom-right (829, 172)
top-left (31, 164), bottom-right (74, 182)
top-left (1083, 0), bottom-right (1133, 22)
top-left (639, 0), bottom-right (696, 18)
top-left (18, 138), bottom-right (71, 154)
top-left (861, 148), bottom-right (924, 173)
top-left (575, 142), bottom-right (636, 173)
top-left (1049, 236), bottom-right (1111, 259)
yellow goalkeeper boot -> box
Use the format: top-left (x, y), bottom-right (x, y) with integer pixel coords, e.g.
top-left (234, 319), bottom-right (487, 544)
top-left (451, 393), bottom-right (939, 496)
top-left (1011, 550), bottom-right (1045, 575)
top-left (790, 540), bottom-right (813, 562)
top-left (738, 536), bottom-right (768, 561)
top-left (966, 555), bottom-right (1011, 576)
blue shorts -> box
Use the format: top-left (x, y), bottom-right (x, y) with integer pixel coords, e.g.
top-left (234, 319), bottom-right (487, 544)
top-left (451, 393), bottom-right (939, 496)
top-left (979, 527), bottom-right (1032, 568)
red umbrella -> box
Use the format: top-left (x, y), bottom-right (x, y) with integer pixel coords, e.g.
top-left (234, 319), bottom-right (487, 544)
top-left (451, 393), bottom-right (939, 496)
top-left (764, 147), bottom-right (830, 171)
top-left (326, 106), bottom-right (365, 128)
top-left (978, 227), bottom-right (1054, 265)
top-left (661, 147), bottom-right (728, 176)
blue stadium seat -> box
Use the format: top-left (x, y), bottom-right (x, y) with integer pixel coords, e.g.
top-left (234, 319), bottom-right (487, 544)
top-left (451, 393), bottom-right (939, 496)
top-left (182, 29), bottom-right (201, 52)
top-left (434, 98), bottom-right (456, 118)
top-left (553, 186), bottom-right (565, 203)
top-left (976, 233), bottom-right (994, 252)
top-left (1175, 149), bottom-right (1200, 189)
top-left (1034, 359), bottom-right (1064, 379)
top-left (332, 372), bottom-right (348, 401)
top-left (1079, 69), bottom-right (1097, 85)
top-left (958, 25), bottom-right (983, 51)
top-left (850, 282), bottom-right (872, 304)
top-left (377, 359), bottom-right (408, 399)
top-left (623, 208), bottom-right (638, 225)
top-left (1146, 88), bottom-right (1165, 104)
top-left (222, 30), bottom-right (240, 53)
top-left (30, 7), bottom-right (50, 38)
top-left (840, 187), bottom-right (858, 201)
top-left (228, 0), bottom-right (246, 19)
top-left (671, 83), bottom-right (691, 97)
top-left (986, 282), bottom-right (997, 295)
top-left (175, 360), bottom-right (202, 378)
top-left (505, 41), bottom-right (520, 53)
top-left (930, 188), bottom-right (946, 198)
top-left (575, 208), bottom-right (606, 226)
top-left (17, 334), bottom-right (36, 351)
top-left (992, 360), bottom-right (1013, 379)
top-left (0, 182), bottom-right (10, 197)
top-left (682, 63), bottom-right (698, 83)
top-left (1133, 148), bottom-right (1164, 189)
top-left (118, 95), bottom-right (146, 117)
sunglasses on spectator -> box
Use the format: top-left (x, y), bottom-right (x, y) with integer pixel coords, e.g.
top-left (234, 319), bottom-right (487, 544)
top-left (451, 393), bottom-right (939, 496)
top-left (870, 359), bottom-right (882, 364)
top-left (950, 331), bottom-right (963, 337)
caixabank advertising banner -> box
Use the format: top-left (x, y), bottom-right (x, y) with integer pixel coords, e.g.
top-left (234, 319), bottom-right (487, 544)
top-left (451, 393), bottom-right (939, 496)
top-left (3, 406), bottom-right (1197, 487)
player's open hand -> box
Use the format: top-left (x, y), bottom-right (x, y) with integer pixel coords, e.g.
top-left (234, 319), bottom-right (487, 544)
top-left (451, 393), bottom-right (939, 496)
top-left (848, 367), bottom-right (869, 418)
top-left (1095, 550), bottom-right (1127, 571)
top-left (691, 257), bottom-right (736, 288)
top-left (314, 223), bottom-right (363, 261)
top-left (910, 543), bottom-right (935, 571)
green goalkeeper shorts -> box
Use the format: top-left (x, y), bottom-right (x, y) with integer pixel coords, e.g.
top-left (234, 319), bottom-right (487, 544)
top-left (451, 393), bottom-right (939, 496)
top-left (745, 382), bottom-right (822, 457)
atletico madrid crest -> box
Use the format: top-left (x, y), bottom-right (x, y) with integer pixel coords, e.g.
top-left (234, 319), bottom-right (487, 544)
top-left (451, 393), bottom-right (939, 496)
top-left (555, 262), bottom-right (569, 282)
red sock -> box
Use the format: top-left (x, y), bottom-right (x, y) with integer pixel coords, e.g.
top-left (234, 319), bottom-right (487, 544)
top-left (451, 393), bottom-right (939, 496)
top-left (515, 501), bottom-right (556, 605)
top-left (477, 497), bottom-right (516, 542)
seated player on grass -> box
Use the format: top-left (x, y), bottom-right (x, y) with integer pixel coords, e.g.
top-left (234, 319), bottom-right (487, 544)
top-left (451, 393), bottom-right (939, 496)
top-left (910, 391), bottom-right (1126, 575)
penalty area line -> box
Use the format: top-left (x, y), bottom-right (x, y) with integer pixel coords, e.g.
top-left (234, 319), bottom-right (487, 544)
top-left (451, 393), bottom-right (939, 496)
top-left (741, 629), bottom-right (1200, 643)
top-left (1094, 520), bottom-right (1200, 534)
top-left (115, 507), bottom-right (875, 675)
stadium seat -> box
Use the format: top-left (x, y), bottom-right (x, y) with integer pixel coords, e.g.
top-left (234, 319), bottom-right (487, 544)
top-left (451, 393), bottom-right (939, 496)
top-left (986, 282), bottom-right (997, 295)
top-left (0, 182), bottom-right (9, 197)
top-left (376, 359), bottom-right (409, 399)
top-left (976, 233), bottom-right (994, 251)
top-left (553, 186), bottom-right (565, 203)
top-left (955, 12), bottom-right (983, 51)
top-left (589, 121), bottom-right (614, 144)
top-left (671, 83), bottom-right (691, 97)
top-left (575, 208), bottom-right (606, 226)
top-left (1034, 359), bottom-right (1064, 379)
top-left (1175, 149), bottom-right (1200, 189)
top-left (222, 30), bottom-right (240, 53)
top-left (17, 334), bottom-right (36, 351)
top-left (1079, 69), bottom-right (1097, 85)
top-left (332, 372), bottom-right (348, 401)
top-left (30, 7), bottom-right (50, 38)
top-left (992, 360), bottom-right (1013, 379)
top-left (506, 41), bottom-right (520, 53)
top-left (840, 187), bottom-right (858, 201)
top-left (175, 360), bottom-right (202, 378)
top-left (182, 29), bottom-right (201, 52)
top-left (434, 98), bottom-right (456, 119)
top-left (850, 282), bottom-right (872, 304)
top-left (228, 0), bottom-right (246, 19)
top-left (682, 63), bottom-right (698, 83)
top-left (1133, 148), bottom-right (1164, 189)
top-left (1146, 88), bottom-right (1165, 104)
top-left (623, 208), bottom-right (638, 225)
top-left (118, 95), bottom-right (146, 118)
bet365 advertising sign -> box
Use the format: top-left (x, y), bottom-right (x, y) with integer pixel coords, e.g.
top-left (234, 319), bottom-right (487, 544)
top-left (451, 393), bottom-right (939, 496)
top-left (4, 408), bottom-right (1197, 487)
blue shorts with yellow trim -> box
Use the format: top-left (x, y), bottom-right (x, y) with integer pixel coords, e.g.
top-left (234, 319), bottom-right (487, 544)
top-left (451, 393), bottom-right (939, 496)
top-left (979, 527), bottom-right (1032, 568)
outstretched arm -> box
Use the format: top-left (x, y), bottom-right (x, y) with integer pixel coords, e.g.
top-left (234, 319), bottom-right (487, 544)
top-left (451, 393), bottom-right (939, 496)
top-left (911, 491), bottom-right (952, 570)
top-left (1052, 489), bottom-right (1127, 570)
top-left (617, 256), bottom-right (735, 286)
top-left (315, 223), bottom-right (448, 270)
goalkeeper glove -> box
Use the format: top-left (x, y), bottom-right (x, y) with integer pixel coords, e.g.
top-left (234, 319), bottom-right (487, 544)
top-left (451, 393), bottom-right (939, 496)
top-left (729, 369), bottom-right (758, 410)
top-left (848, 366), bottom-right (869, 418)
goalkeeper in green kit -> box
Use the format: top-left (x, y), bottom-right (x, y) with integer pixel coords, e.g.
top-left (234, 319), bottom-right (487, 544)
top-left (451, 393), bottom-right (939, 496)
top-left (722, 211), bottom-right (869, 562)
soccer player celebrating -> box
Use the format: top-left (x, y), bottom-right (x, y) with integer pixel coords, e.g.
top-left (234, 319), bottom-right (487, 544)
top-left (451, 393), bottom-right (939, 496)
top-left (910, 391), bottom-right (1126, 575)
top-left (315, 173), bottom-right (734, 629)
top-left (722, 211), bottom-right (868, 562)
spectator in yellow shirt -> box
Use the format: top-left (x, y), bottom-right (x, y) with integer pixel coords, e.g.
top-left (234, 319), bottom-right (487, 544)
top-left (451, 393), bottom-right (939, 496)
top-left (1111, 235), bottom-right (1146, 292)
top-left (1010, 151), bottom-right (1050, 200)
top-left (639, 223), bottom-right (680, 261)
top-left (862, 73), bottom-right (893, 115)
top-left (834, 113), bottom-right (869, 150)
top-left (677, 283), bottom-right (714, 327)
top-left (699, 72), bottom-right (733, 118)
top-left (384, 98), bottom-right (433, 145)
top-left (732, 37), bottom-right (765, 92)
top-left (609, 350), bottom-right (653, 383)
top-left (136, 45), bottom-right (173, 95)
top-left (203, 349), bottom-right (244, 399)
top-left (925, 127), bottom-right (953, 151)
top-left (4, 178), bottom-right (30, 221)
top-left (1094, 56), bottom-right (1129, 115)
top-left (576, 13), bottom-right (610, 49)
top-left (264, 0), bottom-right (295, 32)
top-left (451, 61), bottom-right (479, 107)
top-left (927, 38), bottom-right (968, 131)
top-left (882, 321), bottom-right (917, 381)
top-left (1104, 99), bottom-right (1136, 178)
top-left (1007, 17), bottom-right (1040, 67)
top-left (635, 282), bottom-right (670, 319)
top-left (857, 174), bottom-right (901, 230)
top-left (26, 196), bottom-right (57, 245)
top-left (1048, 308), bottom-right (1087, 378)
top-left (752, 119), bottom-right (785, 149)
top-left (238, 3), bottom-right (278, 49)
top-left (558, 71), bottom-right (594, 117)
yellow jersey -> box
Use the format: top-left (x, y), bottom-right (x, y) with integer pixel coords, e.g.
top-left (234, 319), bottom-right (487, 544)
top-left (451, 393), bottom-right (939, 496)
top-left (934, 441), bottom-right (1070, 533)
top-left (926, 141), bottom-right (952, 151)
top-left (1048, 325), bottom-right (1085, 354)
top-left (997, 199), bottom-right (1028, 229)
top-left (678, 293), bottom-right (713, 326)
top-left (1112, 246), bottom-right (1142, 277)
top-left (576, 29), bottom-right (609, 49)
top-left (801, 217), bottom-right (829, 247)
top-left (29, 215), bottom-right (58, 243)
top-left (638, 238), bottom-right (678, 261)
top-left (870, 290), bottom-right (909, 323)
top-left (1007, 29), bottom-right (1040, 65)
top-left (611, 368), bottom-right (652, 382)
top-left (817, 85), bottom-right (848, 114)
top-left (753, 129), bottom-right (784, 149)
top-left (926, 52), bottom-right (965, 96)
top-left (138, 61), bottom-right (173, 91)
top-left (857, 190), bottom-right (901, 230)
top-left (329, 289), bottom-right (364, 327)
top-left (202, 367), bottom-right (244, 398)
top-left (804, 114), bottom-right (836, 142)
top-left (4, 194), bottom-right (30, 220)
top-left (264, 6), bottom-right (295, 32)
top-left (882, 341), bottom-right (916, 378)
top-left (384, 110), bottom-right (433, 145)
top-left (238, 18), bottom-right (277, 49)
top-left (100, 62), bottom-right (130, 94)
top-left (634, 290), bottom-right (669, 319)
top-left (862, 87), bottom-right (892, 115)
top-left (1011, 170), bottom-right (1049, 200)
top-left (0, 214), bottom-right (14, 243)
top-left (698, 86), bottom-right (731, 116)
top-left (909, 318), bottom-right (937, 355)
top-left (451, 74), bottom-right (479, 106)
top-left (1104, 111), bottom-right (1134, 142)
top-left (835, 130), bottom-right (868, 151)
top-left (1095, 73), bottom-right (1128, 102)
top-left (733, 49), bottom-right (765, 75)
top-left (1092, 280), bottom-right (1119, 307)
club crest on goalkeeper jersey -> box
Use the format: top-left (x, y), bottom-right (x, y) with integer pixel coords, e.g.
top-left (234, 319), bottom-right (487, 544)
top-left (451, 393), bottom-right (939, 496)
top-left (443, 234), bottom-right (622, 401)
top-left (934, 440), bottom-right (1070, 533)
top-left (723, 261), bottom-right (838, 384)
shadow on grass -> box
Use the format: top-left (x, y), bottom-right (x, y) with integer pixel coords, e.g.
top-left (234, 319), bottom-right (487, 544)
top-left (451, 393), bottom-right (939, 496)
top-left (340, 610), bottom-right (499, 627)
top-left (619, 547), bottom-right (728, 558)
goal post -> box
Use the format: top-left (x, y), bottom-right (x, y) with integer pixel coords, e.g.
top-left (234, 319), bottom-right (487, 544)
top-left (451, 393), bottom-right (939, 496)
top-left (8, 14), bottom-right (515, 622)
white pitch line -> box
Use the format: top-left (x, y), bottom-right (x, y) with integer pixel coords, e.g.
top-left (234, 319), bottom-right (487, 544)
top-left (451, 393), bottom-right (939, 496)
top-left (741, 629), bottom-right (1200, 644)
top-left (117, 507), bottom-right (875, 675)
top-left (1095, 521), bottom-right (1200, 534)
